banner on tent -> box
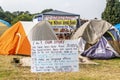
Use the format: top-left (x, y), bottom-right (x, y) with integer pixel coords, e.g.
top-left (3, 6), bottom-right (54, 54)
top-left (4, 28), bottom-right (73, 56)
top-left (31, 40), bottom-right (79, 73)
top-left (44, 15), bottom-right (78, 27)
top-left (44, 15), bottom-right (78, 20)
top-left (48, 20), bottom-right (77, 26)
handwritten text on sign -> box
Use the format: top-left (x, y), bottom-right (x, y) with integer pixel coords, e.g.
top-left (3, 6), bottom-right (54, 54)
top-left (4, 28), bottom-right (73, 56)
top-left (31, 40), bottom-right (79, 72)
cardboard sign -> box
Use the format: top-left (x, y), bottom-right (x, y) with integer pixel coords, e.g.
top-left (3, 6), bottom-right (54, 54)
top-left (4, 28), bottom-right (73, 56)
top-left (31, 40), bottom-right (79, 72)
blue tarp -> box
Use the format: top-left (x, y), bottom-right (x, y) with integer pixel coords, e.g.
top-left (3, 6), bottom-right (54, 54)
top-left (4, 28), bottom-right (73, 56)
top-left (0, 19), bottom-right (11, 27)
top-left (81, 37), bottom-right (117, 59)
top-left (114, 24), bottom-right (120, 32)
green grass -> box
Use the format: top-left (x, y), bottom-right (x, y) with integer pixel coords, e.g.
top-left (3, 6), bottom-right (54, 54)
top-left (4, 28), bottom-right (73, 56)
top-left (0, 55), bottom-right (120, 80)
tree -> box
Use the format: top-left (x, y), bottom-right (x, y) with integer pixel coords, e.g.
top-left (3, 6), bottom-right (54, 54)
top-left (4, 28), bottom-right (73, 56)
top-left (0, 6), bottom-right (54, 25)
top-left (0, 11), bottom-right (6, 19)
top-left (4, 11), bottom-right (15, 24)
top-left (11, 13), bottom-right (33, 24)
top-left (102, 0), bottom-right (120, 25)
top-left (0, 6), bottom-right (4, 12)
top-left (41, 9), bottom-right (53, 13)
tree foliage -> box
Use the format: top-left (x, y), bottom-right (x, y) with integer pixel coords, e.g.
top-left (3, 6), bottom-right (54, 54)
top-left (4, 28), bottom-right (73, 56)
top-left (0, 6), bottom-right (53, 25)
top-left (11, 11), bottom-right (34, 24)
top-left (0, 6), bottom-right (4, 12)
top-left (41, 9), bottom-right (53, 13)
top-left (0, 6), bottom-right (34, 25)
top-left (102, 0), bottom-right (120, 25)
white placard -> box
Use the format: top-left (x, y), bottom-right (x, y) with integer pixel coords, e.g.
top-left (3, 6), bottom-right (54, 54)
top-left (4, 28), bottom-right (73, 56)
top-left (31, 40), bottom-right (79, 72)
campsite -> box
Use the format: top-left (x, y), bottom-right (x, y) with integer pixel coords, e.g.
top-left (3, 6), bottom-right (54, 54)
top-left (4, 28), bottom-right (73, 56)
top-left (0, 0), bottom-right (120, 80)
top-left (0, 18), bottom-right (120, 80)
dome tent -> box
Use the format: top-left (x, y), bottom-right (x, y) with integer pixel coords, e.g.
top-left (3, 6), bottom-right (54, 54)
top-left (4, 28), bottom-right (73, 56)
top-left (0, 19), bottom-right (11, 27)
top-left (72, 20), bottom-right (120, 59)
top-left (0, 19), bottom-right (11, 36)
top-left (0, 21), bottom-right (58, 56)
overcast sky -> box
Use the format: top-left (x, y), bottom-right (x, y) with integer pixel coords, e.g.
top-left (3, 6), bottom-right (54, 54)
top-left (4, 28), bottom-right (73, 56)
top-left (0, 0), bottom-right (106, 19)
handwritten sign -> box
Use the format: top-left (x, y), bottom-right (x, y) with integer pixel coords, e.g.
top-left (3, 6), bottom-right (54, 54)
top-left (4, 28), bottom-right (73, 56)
top-left (31, 40), bottom-right (79, 72)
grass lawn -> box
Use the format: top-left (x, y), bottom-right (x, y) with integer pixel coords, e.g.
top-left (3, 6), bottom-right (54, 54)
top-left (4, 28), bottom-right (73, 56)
top-left (0, 55), bottom-right (120, 80)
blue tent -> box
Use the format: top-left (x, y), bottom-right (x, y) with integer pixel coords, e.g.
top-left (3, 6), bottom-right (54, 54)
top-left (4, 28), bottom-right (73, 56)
top-left (114, 24), bottom-right (120, 32)
top-left (0, 19), bottom-right (11, 27)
